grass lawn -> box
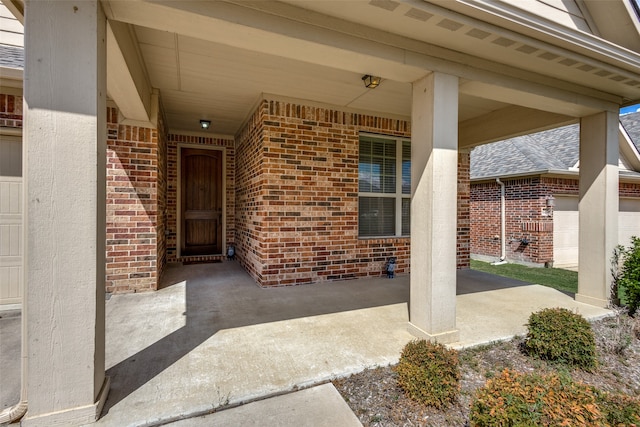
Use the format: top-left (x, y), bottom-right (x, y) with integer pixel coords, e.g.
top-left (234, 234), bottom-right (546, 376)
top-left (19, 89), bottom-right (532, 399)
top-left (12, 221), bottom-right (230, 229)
top-left (471, 259), bottom-right (578, 294)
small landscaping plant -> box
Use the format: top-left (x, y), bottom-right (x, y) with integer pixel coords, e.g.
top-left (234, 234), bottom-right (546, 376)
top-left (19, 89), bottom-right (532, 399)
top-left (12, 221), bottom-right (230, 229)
top-left (597, 391), bottom-right (640, 426)
top-left (616, 236), bottom-right (640, 315)
top-left (524, 307), bottom-right (597, 370)
top-left (469, 369), bottom-right (604, 427)
top-left (395, 339), bottom-right (460, 408)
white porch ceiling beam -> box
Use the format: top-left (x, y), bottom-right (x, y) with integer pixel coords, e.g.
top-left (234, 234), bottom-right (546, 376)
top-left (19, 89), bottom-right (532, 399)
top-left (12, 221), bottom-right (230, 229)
top-left (102, 0), bottom-right (623, 115)
top-left (102, 0), bottom-right (427, 83)
top-left (459, 80), bottom-right (618, 118)
top-left (106, 20), bottom-right (152, 123)
top-left (459, 105), bottom-right (575, 148)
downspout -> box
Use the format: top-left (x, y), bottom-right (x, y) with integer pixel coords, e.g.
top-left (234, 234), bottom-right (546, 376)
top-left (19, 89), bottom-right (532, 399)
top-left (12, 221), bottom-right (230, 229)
top-left (492, 178), bottom-right (508, 265)
top-left (0, 148), bottom-right (28, 424)
top-left (0, 294), bottom-right (28, 424)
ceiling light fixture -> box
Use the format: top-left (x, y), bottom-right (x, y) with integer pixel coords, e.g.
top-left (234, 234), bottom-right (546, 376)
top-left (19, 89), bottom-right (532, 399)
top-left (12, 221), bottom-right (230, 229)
top-left (200, 119), bottom-right (211, 130)
top-left (362, 74), bottom-right (382, 88)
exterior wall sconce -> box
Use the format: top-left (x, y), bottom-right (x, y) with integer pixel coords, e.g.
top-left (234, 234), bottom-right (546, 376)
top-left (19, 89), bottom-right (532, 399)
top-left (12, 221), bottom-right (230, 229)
top-left (542, 195), bottom-right (555, 217)
top-left (362, 75), bottom-right (382, 88)
top-left (200, 119), bottom-right (211, 130)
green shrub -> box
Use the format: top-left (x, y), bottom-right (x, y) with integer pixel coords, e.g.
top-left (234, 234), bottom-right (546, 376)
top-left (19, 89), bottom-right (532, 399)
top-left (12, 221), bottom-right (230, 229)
top-left (524, 307), bottom-right (597, 370)
top-left (470, 369), bottom-right (604, 427)
top-left (617, 236), bottom-right (640, 315)
top-left (597, 391), bottom-right (640, 426)
top-left (394, 339), bottom-right (460, 408)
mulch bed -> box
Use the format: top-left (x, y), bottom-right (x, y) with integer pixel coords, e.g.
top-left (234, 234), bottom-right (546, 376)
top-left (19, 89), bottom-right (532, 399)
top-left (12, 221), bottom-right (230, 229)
top-left (333, 314), bottom-right (640, 426)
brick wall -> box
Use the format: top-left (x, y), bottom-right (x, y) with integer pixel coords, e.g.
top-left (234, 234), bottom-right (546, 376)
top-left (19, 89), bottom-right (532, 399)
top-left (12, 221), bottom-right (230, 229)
top-left (0, 93), bottom-right (22, 128)
top-left (470, 177), bottom-right (553, 265)
top-left (471, 175), bottom-right (640, 266)
top-left (156, 105), bottom-right (168, 282)
top-left (166, 133), bottom-right (235, 263)
top-left (457, 150), bottom-right (471, 269)
top-left (235, 104), bottom-right (266, 281)
top-left (236, 97), bottom-right (469, 287)
top-left (106, 107), bottom-right (166, 293)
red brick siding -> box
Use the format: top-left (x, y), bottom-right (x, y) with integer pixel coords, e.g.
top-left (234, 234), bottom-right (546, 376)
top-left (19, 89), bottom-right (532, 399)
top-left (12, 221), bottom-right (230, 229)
top-left (0, 93), bottom-right (22, 128)
top-left (166, 133), bottom-right (236, 263)
top-left (470, 177), bottom-right (553, 265)
top-left (471, 175), bottom-right (640, 265)
top-left (156, 104), bottom-right (168, 282)
top-left (620, 181), bottom-right (640, 198)
top-left (106, 107), bottom-right (164, 293)
top-left (236, 98), bottom-right (469, 286)
top-left (236, 104), bottom-right (266, 281)
top-left (457, 150), bottom-right (471, 269)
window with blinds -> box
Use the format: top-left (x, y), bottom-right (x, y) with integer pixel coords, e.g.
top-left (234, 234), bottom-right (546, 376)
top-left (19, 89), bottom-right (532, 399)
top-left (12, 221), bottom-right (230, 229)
top-left (358, 134), bottom-right (411, 237)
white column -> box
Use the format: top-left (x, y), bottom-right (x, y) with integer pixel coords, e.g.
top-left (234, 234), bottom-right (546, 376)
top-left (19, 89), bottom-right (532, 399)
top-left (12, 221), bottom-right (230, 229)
top-left (23, 1), bottom-right (109, 425)
top-left (408, 72), bottom-right (460, 343)
top-left (577, 111), bottom-right (618, 307)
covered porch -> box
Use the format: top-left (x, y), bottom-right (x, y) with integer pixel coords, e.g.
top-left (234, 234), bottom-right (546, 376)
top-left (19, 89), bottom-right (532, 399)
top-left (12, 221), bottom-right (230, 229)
top-left (10, 0), bottom-right (640, 424)
top-left (2, 262), bottom-right (610, 424)
top-left (96, 262), bottom-right (609, 425)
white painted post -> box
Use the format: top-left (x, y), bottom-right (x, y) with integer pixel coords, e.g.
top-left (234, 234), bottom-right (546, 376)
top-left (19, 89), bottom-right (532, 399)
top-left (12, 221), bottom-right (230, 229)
top-left (408, 72), bottom-right (460, 343)
top-left (577, 111), bottom-right (619, 307)
top-left (22, 1), bottom-right (109, 425)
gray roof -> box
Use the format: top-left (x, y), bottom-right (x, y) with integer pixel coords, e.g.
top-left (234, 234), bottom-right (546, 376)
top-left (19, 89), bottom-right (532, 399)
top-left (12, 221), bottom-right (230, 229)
top-left (471, 112), bottom-right (640, 180)
top-left (620, 112), bottom-right (640, 153)
top-left (0, 44), bottom-right (23, 69)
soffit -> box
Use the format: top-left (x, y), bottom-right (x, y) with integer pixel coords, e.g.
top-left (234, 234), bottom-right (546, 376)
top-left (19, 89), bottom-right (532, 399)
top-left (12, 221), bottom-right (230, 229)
top-left (278, 0), bottom-right (640, 103)
top-left (134, 24), bottom-right (508, 134)
top-left (135, 25), bottom-right (424, 134)
top-left (104, 0), bottom-right (626, 136)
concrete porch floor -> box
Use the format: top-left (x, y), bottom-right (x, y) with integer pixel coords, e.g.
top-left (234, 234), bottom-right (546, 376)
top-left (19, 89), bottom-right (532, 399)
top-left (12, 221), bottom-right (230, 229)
top-left (1, 261), bottom-right (611, 426)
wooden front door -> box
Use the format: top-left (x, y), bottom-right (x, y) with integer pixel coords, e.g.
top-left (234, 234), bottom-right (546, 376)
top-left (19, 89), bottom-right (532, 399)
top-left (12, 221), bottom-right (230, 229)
top-left (181, 147), bottom-right (223, 256)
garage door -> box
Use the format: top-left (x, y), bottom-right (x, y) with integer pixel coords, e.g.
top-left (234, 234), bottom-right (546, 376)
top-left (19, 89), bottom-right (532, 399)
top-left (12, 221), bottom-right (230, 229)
top-left (553, 196), bottom-right (640, 268)
top-left (0, 177), bottom-right (22, 306)
top-left (620, 198), bottom-right (640, 248)
top-left (553, 196), bottom-right (579, 268)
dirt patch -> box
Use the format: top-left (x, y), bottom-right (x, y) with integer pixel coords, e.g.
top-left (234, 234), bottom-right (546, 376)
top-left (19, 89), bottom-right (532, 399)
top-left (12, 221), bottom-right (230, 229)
top-left (333, 314), bottom-right (640, 426)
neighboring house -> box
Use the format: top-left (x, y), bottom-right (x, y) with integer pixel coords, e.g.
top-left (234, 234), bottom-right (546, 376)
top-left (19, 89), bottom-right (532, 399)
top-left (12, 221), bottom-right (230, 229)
top-left (470, 113), bottom-right (640, 268)
top-left (0, 2), bottom-right (22, 306)
top-left (3, 0), bottom-right (640, 424)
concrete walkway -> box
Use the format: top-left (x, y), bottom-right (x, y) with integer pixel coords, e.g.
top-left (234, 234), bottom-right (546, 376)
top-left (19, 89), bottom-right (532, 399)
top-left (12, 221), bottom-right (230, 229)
top-left (1, 262), bottom-right (611, 426)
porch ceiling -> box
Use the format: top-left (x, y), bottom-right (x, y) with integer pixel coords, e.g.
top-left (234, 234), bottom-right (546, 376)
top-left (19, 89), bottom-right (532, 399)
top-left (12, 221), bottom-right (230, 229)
top-left (133, 24), bottom-right (508, 135)
top-left (103, 0), bottom-right (640, 139)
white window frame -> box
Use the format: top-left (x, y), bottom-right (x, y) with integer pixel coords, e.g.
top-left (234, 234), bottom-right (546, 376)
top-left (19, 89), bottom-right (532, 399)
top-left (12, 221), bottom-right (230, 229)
top-left (358, 133), bottom-right (410, 238)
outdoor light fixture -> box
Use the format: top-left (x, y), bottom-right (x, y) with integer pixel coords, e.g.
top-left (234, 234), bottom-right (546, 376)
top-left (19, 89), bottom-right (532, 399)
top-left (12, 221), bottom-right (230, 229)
top-left (542, 195), bottom-right (555, 217)
top-left (362, 74), bottom-right (382, 88)
top-left (200, 119), bottom-right (211, 130)
top-left (546, 195), bottom-right (555, 207)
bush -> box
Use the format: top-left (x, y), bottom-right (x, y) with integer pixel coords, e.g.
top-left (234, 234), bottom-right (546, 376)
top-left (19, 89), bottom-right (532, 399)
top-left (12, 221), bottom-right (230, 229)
top-left (394, 339), bottom-right (460, 408)
top-left (617, 236), bottom-right (640, 315)
top-left (470, 369), bottom-right (604, 426)
top-left (597, 391), bottom-right (640, 426)
top-left (524, 307), bottom-right (597, 370)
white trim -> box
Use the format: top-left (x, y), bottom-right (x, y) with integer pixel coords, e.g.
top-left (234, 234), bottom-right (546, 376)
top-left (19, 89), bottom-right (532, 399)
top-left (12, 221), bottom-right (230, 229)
top-left (619, 122), bottom-right (640, 171)
top-left (169, 129), bottom-right (234, 140)
top-left (358, 133), bottom-right (410, 238)
top-left (0, 129), bottom-right (22, 138)
top-left (176, 143), bottom-right (227, 258)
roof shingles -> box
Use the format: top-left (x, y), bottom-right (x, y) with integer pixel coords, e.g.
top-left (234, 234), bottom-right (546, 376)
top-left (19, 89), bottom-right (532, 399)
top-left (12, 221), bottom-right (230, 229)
top-left (471, 112), bottom-right (640, 179)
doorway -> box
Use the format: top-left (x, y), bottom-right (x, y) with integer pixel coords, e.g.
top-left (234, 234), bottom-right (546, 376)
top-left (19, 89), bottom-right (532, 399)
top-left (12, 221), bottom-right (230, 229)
top-left (180, 147), bottom-right (224, 257)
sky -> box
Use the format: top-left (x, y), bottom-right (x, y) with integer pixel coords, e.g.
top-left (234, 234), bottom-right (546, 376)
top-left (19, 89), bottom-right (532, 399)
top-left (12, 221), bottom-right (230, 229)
top-left (621, 104), bottom-right (640, 115)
